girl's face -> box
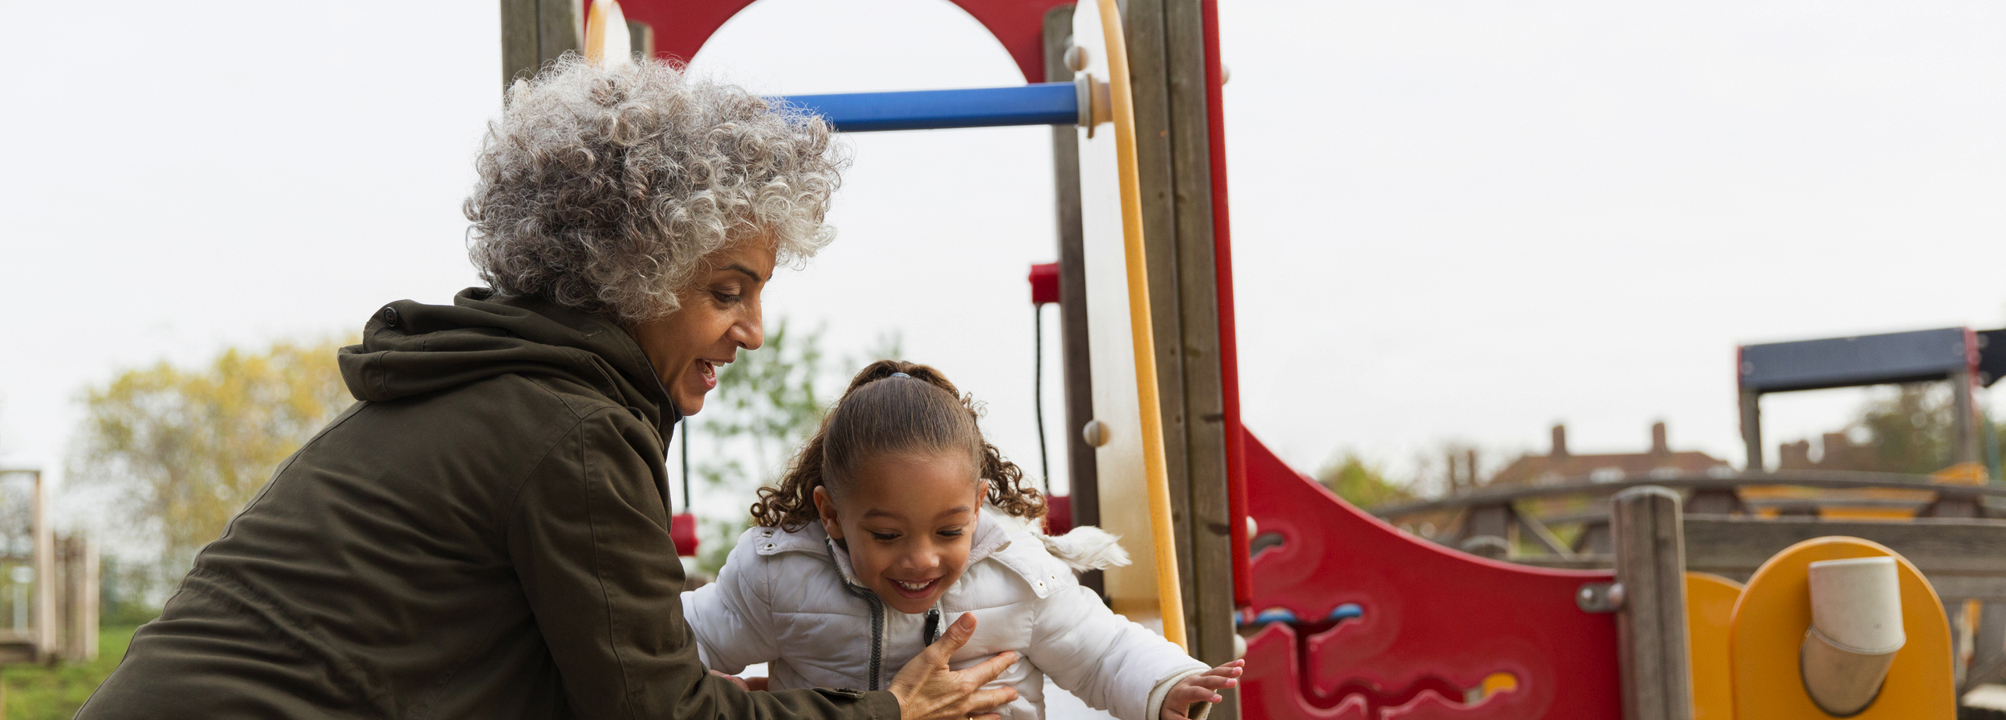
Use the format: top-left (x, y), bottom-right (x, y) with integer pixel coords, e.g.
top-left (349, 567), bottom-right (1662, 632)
top-left (627, 237), bottom-right (775, 415)
top-left (814, 451), bottom-right (985, 615)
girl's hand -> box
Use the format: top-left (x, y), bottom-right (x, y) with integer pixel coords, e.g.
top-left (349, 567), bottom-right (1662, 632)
top-left (1161, 660), bottom-right (1244, 720)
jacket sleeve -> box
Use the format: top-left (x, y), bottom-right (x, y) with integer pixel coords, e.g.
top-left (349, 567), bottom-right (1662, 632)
top-left (680, 531), bottom-right (780, 674)
top-left (507, 409), bottom-right (899, 720)
top-left (1024, 571), bottom-right (1209, 720)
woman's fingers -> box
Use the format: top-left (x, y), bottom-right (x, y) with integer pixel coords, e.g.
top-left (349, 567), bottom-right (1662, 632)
top-left (959, 651), bottom-right (1021, 686)
top-left (920, 614), bottom-right (978, 662)
top-left (965, 685), bottom-right (1020, 712)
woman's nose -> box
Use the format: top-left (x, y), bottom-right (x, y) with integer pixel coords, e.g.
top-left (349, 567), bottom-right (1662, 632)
top-left (731, 306), bottom-right (764, 351)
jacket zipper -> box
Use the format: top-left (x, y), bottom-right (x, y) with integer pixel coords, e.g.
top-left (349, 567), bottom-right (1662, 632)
top-left (829, 539), bottom-right (888, 691)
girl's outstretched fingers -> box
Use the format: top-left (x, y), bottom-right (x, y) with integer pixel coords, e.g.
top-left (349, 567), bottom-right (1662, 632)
top-left (1161, 661), bottom-right (1246, 720)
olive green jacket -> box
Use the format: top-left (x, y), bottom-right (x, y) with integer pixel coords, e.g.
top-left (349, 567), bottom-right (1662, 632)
top-left (79, 289), bottom-right (897, 720)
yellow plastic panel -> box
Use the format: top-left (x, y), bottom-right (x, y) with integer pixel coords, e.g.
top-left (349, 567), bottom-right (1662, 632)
top-left (1687, 572), bottom-right (1743, 720)
top-left (1729, 537), bottom-right (1954, 720)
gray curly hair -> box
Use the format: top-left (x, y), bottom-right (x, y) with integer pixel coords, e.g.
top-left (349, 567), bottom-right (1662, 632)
top-left (465, 55), bottom-right (848, 323)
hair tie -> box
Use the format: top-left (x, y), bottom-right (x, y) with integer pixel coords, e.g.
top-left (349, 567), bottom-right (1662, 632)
top-left (889, 372), bottom-right (911, 379)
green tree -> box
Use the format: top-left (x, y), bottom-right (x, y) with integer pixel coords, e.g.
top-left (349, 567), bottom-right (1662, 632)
top-left (70, 338), bottom-right (352, 575)
top-left (1316, 452), bottom-right (1413, 507)
top-left (1854, 383), bottom-right (1957, 474)
top-left (688, 320), bottom-right (832, 574)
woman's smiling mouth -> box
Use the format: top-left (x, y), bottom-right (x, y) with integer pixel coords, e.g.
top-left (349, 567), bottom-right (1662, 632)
top-left (696, 359), bottom-right (722, 390)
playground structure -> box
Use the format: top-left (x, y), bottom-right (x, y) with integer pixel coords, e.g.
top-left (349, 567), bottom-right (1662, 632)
top-left (516, 2), bottom-right (1984, 717)
top-left (0, 469), bottom-right (100, 667)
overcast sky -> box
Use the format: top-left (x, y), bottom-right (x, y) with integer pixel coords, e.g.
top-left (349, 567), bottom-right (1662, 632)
top-left (3, 0), bottom-right (2003, 516)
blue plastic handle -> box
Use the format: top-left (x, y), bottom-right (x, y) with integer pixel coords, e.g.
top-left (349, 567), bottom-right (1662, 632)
top-left (775, 83), bottom-right (1079, 133)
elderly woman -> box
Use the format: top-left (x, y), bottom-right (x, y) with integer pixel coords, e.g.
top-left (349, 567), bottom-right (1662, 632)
top-left (78, 58), bottom-right (1017, 720)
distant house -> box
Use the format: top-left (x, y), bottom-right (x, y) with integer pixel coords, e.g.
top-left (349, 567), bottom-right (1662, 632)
top-left (1777, 432), bottom-right (1877, 472)
top-left (1487, 422), bottom-right (1732, 488)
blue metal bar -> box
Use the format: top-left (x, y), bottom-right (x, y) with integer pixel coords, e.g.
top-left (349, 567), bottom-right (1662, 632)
top-left (775, 83), bottom-right (1078, 133)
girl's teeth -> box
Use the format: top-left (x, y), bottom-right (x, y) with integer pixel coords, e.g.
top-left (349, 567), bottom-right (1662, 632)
top-left (896, 580), bottom-right (929, 591)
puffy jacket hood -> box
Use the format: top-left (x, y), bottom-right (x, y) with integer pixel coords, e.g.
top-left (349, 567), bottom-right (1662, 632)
top-left (338, 288), bottom-right (680, 440)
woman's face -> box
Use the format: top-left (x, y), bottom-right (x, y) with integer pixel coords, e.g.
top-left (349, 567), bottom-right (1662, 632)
top-left (627, 238), bottom-right (776, 415)
top-left (814, 452), bottom-right (985, 615)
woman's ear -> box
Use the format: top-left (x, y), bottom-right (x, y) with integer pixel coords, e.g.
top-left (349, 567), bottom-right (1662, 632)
top-left (812, 485), bottom-right (843, 540)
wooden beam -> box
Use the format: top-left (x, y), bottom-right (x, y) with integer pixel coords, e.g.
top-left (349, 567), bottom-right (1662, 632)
top-left (1043, 5), bottom-right (1103, 598)
top-left (1611, 487), bottom-right (1694, 720)
top-left (1159, 0), bottom-right (1237, 685)
top-left (1954, 369), bottom-right (1980, 466)
top-left (1739, 389), bottom-right (1763, 472)
top-left (500, 0), bottom-right (540, 88)
top-left (537, 0), bottom-right (582, 69)
top-left (1515, 508), bottom-right (1577, 559)
top-left (627, 20), bottom-right (654, 63)
top-left (1122, 0), bottom-right (1237, 685)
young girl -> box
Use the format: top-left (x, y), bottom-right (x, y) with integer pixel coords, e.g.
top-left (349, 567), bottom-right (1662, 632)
top-left (683, 361), bottom-right (1240, 720)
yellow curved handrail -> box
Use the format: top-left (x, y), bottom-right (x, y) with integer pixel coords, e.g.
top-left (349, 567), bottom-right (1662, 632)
top-left (1093, 0), bottom-right (1187, 651)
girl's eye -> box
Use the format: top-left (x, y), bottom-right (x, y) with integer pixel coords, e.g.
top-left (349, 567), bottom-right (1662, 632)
top-left (871, 532), bottom-right (900, 542)
top-left (937, 529), bottom-right (964, 538)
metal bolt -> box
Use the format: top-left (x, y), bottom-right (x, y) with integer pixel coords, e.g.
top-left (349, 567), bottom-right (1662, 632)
top-left (1081, 419), bottom-right (1109, 448)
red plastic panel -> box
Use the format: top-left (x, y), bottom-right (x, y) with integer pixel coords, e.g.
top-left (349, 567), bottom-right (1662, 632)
top-left (1240, 434), bottom-right (1620, 720)
top-left (1195, 0), bottom-right (1250, 610)
top-left (1029, 262), bottom-right (1060, 306)
top-left (1045, 494), bottom-right (1072, 535)
top-left (672, 512), bottom-right (700, 557)
top-left (609, 0), bottom-right (1073, 83)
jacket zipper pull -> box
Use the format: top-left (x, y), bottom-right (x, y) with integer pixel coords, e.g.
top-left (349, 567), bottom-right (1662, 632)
top-left (923, 608), bottom-right (943, 646)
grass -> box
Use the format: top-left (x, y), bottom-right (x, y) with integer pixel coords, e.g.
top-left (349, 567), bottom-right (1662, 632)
top-left (1, 625), bottom-right (137, 720)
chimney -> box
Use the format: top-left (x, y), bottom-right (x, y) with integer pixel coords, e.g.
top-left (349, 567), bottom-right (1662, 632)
top-left (1551, 424), bottom-right (1568, 457)
top-left (1651, 422), bottom-right (1669, 455)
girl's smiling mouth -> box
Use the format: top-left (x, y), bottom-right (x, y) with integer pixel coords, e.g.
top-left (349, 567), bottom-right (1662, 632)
top-left (890, 578), bottom-right (940, 599)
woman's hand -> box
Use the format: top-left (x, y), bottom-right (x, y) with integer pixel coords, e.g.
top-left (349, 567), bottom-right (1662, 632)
top-left (888, 614), bottom-right (1021, 720)
top-left (709, 669), bottom-right (768, 692)
top-left (1161, 659), bottom-right (1244, 720)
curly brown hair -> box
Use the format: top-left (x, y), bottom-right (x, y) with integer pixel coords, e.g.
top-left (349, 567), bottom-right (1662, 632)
top-left (750, 360), bottom-right (1045, 531)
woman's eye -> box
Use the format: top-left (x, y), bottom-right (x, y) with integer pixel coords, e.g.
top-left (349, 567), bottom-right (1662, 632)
top-left (712, 290), bottom-right (741, 304)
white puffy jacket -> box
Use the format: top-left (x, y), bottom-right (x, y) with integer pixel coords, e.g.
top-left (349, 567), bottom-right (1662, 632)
top-left (681, 513), bottom-right (1208, 720)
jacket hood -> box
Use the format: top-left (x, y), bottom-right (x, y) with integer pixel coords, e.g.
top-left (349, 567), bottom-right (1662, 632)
top-left (338, 288), bottom-right (680, 440)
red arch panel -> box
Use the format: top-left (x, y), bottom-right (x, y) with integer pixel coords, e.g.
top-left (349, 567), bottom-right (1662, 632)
top-left (606, 0), bottom-right (1073, 83)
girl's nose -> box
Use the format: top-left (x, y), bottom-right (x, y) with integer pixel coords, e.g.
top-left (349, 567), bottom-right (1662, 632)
top-left (901, 551), bottom-right (940, 572)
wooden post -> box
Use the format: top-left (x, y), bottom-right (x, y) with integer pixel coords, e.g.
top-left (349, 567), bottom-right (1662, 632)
top-left (1459, 503), bottom-right (1513, 559)
top-left (1612, 486), bottom-right (1694, 720)
top-left (57, 536), bottom-right (96, 663)
top-left (1739, 390), bottom-right (1763, 473)
top-left (1122, 0), bottom-right (1239, 684)
top-left (500, 0), bottom-right (582, 89)
top-left (1044, 6), bottom-right (1104, 598)
top-left (30, 472), bottom-right (53, 661)
top-left (1952, 369), bottom-right (1980, 466)
top-left (1962, 603), bottom-right (2006, 694)
top-left (626, 20), bottom-right (654, 63)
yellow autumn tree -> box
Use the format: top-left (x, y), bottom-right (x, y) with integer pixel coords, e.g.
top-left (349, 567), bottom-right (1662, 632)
top-left (71, 338), bottom-right (353, 570)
